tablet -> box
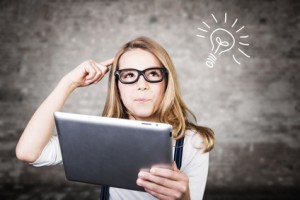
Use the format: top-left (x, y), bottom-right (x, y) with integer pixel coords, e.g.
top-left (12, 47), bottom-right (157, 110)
top-left (54, 112), bottom-right (173, 191)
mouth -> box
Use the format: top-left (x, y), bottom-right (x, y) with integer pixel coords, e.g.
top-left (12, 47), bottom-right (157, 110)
top-left (134, 98), bottom-right (150, 103)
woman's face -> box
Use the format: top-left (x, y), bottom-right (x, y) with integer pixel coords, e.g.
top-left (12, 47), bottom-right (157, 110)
top-left (117, 48), bottom-right (166, 122)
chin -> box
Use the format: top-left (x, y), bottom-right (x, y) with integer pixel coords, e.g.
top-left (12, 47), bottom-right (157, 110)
top-left (133, 111), bottom-right (155, 121)
top-left (135, 114), bottom-right (152, 119)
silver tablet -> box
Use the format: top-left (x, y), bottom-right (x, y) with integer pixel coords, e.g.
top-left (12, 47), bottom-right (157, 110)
top-left (54, 112), bottom-right (172, 191)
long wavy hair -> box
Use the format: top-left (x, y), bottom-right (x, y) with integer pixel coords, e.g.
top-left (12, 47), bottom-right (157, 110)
top-left (102, 36), bottom-right (214, 152)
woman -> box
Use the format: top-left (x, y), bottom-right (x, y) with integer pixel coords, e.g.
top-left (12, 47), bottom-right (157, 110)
top-left (16, 36), bottom-right (215, 199)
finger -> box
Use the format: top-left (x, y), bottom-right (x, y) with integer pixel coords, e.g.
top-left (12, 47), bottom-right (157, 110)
top-left (82, 61), bottom-right (100, 86)
top-left (89, 60), bottom-right (103, 82)
top-left (144, 188), bottom-right (171, 200)
top-left (85, 64), bottom-right (96, 80)
top-left (150, 167), bottom-right (187, 182)
top-left (137, 178), bottom-right (181, 199)
top-left (138, 171), bottom-right (183, 192)
top-left (100, 57), bottom-right (114, 67)
top-left (96, 63), bottom-right (109, 75)
top-left (97, 57), bottom-right (114, 73)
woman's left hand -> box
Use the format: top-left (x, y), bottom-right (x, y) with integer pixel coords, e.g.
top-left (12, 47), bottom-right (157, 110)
top-left (137, 162), bottom-right (190, 200)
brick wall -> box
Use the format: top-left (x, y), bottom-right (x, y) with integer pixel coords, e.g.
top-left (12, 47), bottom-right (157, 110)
top-left (0, 0), bottom-right (299, 189)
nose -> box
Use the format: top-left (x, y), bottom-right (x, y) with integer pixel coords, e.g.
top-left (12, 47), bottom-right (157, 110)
top-left (136, 74), bottom-right (149, 91)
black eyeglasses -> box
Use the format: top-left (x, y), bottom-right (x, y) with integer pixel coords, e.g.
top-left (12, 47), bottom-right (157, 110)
top-left (114, 67), bottom-right (168, 84)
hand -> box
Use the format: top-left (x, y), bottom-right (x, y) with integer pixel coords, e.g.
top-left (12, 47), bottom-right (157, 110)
top-left (137, 162), bottom-right (190, 200)
top-left (64, 58), bottom-right (114, 88)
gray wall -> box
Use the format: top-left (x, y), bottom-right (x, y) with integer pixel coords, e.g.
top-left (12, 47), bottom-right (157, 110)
top-left (1, 0), bottom-right (299, 190)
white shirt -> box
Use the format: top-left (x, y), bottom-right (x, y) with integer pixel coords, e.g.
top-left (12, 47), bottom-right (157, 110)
top-left (32, 129), bottom-right (209, 199)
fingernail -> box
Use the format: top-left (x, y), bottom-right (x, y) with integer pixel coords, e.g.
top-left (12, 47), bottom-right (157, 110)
top-left (138, 171), bottom-right (145, 177)
top-left (150, 168), bottom-right (156, 173)
top-left (136, 179), bottom-right (142, 186)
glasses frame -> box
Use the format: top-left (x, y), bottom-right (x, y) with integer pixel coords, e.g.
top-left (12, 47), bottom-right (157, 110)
top-left (114, 67), bottom-right (168, 84)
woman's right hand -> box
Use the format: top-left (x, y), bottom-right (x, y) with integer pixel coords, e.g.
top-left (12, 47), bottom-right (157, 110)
top-left (64, 58), bottom-right (114, 88)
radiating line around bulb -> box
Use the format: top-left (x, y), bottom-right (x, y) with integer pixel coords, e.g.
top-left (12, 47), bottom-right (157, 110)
top-left (238, 48), bottom-right (250, 58)
top-left (224, 13), bottom-right (227, 23)
top-left (236, 26), bottom-right (245, 33)
top-left (202, 21), bottom-right (210, 29)
top-left (240, 35), bottom-right (249, 38)
top-left (211, 14), bottom-right (218, 23)
top-left (239, 42), bottom-right (249, 46)
top-left (197, 27), bottom-right (207, 32)
top-left (233, 55), bottom-right (240, 65)
top-left (232, 18), bottom-right (238, 27)
top-left (196, 34), bottom-right (205, 38)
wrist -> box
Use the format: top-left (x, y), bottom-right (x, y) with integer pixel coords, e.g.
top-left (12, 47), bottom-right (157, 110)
top-left (57, 76), bottom-right (79, 95)
top-left (60, 75), bottom-right (79, 91)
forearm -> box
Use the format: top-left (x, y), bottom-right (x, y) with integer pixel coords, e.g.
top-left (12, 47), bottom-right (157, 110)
top-left (16, 76), bottom-right (76, 163)
top-left (16, 58), bottom-right (113, 163)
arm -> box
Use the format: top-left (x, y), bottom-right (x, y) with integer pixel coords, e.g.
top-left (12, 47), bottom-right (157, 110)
top-left (16, 59), bottom-right (114, 163)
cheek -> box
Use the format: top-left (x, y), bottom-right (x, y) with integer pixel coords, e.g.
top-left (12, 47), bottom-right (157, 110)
top-left (154, 84), bottom-right (166, 102)
top-left (118, 85), bottom-right (131, 103)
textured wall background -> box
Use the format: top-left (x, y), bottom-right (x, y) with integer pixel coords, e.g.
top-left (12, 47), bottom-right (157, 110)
top-left (0, 0), bottom-right (299, 194)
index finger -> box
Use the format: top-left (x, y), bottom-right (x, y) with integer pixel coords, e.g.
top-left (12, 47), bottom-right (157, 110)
top-left (100, 57), bottom-right (114, 68)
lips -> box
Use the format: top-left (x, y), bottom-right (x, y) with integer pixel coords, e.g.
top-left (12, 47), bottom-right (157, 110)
top-left (134, 98), bottom-right (150, 103)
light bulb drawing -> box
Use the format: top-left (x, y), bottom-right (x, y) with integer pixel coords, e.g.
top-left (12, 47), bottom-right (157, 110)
top-left (196, 13), bottom-right (250, 68)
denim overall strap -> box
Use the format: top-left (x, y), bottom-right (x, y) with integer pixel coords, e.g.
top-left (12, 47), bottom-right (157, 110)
top-left (100, 137), bottom-right (185, 200)
top-left (173, 137), bottom-right (185, 169)
top-left (100, 185), bottom-right (109, 200)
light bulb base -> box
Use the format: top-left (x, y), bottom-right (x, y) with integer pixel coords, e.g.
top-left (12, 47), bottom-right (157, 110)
top-left (206, 53), bottom-right (217, 68)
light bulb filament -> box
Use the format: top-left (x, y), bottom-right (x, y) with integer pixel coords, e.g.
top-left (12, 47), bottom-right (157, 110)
top-left (214, 37), bottom-right (230, 54)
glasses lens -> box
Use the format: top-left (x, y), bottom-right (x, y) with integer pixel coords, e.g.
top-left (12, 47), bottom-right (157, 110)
top-left (144, 68), bottom-right (164, 82)
top-left (119, 70), bottom-right (138, 83)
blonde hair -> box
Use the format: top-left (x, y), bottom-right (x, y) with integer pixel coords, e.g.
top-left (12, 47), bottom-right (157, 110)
top-left (102, 36), bottom-right (214, 152)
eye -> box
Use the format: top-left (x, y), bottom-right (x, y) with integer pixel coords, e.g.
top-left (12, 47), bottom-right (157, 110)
top-left (121, 71), bottom-right (136, 79)
top-left (147, 69), bottom-right (162, 77)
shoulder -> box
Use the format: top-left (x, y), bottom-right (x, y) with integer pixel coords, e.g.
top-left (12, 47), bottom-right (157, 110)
top-left (184, 129), bottom-right (205, 152)
top-left (180, 129), bottom-right (209, 171)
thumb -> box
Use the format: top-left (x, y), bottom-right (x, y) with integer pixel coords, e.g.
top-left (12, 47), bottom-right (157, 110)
top-left (173, 161), bottom-right (180, 172)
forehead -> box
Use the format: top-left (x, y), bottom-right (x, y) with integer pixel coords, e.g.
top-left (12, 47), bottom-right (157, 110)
top-left (118, 48), bottom-right (161, 70)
